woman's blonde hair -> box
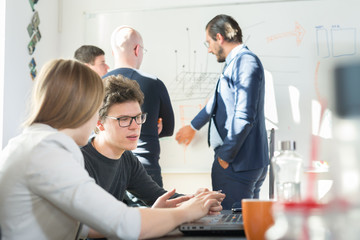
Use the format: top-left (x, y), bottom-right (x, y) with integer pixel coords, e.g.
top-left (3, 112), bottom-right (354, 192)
top-left (24, 59), bottom-right (104, 129)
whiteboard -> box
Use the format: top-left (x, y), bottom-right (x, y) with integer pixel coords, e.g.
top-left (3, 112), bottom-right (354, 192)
top-left (84, 0), bottom-right (358, 172)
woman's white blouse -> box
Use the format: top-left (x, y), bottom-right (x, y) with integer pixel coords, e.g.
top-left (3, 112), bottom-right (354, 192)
top-left (0, 123), bottom-right (140, 240)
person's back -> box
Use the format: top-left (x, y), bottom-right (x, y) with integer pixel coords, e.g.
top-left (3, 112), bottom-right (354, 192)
top-left (105, 26), bottom-right (175, 187)
top-left (0, 125), bottom-right (82, 239)
top-left (0, 59), bottom-right (140, 239)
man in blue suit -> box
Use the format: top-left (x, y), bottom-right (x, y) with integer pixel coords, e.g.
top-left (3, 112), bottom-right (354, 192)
top-left (176, 14), bottom-right (269, 210)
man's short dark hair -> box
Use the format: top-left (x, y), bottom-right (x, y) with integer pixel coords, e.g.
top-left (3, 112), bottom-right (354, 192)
top-left (206, 14), bottom-right (243, 43)
top-left (74, 45), bottom-right (105, 65)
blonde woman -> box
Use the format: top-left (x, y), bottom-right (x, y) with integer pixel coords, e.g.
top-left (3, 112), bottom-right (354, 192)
top-left (0, 59), bottom-right (225, 240)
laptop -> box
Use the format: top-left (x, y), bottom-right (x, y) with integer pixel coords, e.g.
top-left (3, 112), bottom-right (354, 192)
top-left (179, 210), bottom-right (244, 235)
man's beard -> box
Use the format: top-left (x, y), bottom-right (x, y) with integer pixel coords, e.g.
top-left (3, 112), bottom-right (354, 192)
top-left (216, 46), bottom-right (226, 63)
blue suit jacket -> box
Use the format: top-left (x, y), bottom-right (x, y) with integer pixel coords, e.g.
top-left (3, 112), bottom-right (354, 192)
top-left (191, 46), bottom-right (269, 172)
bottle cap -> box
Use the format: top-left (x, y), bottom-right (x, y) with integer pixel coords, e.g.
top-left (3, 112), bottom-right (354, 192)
top-left (279, 140), bottom-right (296, 150)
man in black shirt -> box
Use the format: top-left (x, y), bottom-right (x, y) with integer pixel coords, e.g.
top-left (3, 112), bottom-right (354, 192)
top-left (81, 75), bottom-right (212, 211)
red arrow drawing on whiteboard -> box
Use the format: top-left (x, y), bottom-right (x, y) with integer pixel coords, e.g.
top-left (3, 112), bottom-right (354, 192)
top-left (267, 22), bottom-right (306, 46)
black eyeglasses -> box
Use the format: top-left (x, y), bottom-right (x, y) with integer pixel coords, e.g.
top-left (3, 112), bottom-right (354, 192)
top-left (106, 113), bottom-right (147, 127)
top-left (204, 41), bottom-right (210, 48)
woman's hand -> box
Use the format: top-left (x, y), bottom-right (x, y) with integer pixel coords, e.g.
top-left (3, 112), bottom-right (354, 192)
top-left (178, 191), bottom-right (225, 222)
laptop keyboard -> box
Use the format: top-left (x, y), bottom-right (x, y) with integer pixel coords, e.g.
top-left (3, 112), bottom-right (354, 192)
top-left (222, 214), bottom-right (241, 223)
top-left (179, 212), bottom-right (245, 235)
top-left (193, 213), bottom-right (242, 224)
top-left (220, 213), bottom-right (242, 223)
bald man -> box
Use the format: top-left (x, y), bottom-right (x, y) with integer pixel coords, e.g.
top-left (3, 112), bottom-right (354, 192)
top-left (103, 26), bottom-right (174, 188)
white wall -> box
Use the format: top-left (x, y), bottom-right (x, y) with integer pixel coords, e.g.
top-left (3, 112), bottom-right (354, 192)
top-left (0, 0), bottom-right (5, 149)
top-left (2, 0), bottom-right (59, 148)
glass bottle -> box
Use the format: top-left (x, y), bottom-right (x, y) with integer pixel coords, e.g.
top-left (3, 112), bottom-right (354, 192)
top-left (272, 141), bottom-right (303, 202)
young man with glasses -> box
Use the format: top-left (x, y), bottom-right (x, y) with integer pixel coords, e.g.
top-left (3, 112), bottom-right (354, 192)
top-left (103, 26), bottom-right (174, 188)
top-left (81, 76), bottom-right (214, 224)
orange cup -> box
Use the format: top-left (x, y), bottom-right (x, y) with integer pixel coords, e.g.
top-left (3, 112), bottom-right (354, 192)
top-left (242, 199), bottom-right (275, 240)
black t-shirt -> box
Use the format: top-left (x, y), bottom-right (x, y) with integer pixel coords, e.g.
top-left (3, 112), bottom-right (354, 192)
top-left (81, 138), bottom-right (167, 206)
top-left (81, 138), bottom-right (184, 240)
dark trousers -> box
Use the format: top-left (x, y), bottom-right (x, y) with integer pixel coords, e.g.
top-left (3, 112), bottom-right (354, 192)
top-left (211, 159), bottom-right (268, 210)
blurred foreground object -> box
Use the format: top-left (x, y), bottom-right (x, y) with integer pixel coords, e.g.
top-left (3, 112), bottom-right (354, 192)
top-left (272, 141), bottom-right (303, 202)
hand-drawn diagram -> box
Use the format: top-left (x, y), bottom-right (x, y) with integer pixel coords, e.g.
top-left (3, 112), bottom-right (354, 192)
top-left (316, 25), bottom-right (356, 58)
top-left (168, 27), bottom-right (220, 102)
top-left (267, 22), bottom-right (306, 46)
top-left (164, 26), bottom-right (221, 166)
top-left (332, 26), bottom-right (356, 57)
top-left (316, 26), bottom-right (330, 58)
top-left (169, 71), bottom-right (219, 101)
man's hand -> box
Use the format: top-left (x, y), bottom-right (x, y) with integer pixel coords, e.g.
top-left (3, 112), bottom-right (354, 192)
top-left (157, 118), bottom-right (163, 135)
top-left (218, 157), bottom-right (229, 169)
top-left (195, 188), bottom-right (224, 215)
top-left (152, 189), bottom-right (191, 208)
top-left (193, 188), bottom-right (210, 196)
top-left (175, 125), bottom-right (196, 145)
top-left (183, 188), bottom-right (209, 199)
top-left (177, 191), bottom-right (225, 220)
top-left (186, 188), bottom-right (223, 215)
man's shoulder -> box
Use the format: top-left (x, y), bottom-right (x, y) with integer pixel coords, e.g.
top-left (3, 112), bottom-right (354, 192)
top-left (104, 68), bottom-right (159, 81)
top-left (80, 139), bottom-right (92, 153)
top-left (122, 150), bottom-right (139, 162)
top-left (135, 69), bottom-right (158, 81)
top-left (231, 47), bottom-right (262, 70)
top-left (80, 141), bottom-right (98, 167)
top-left (103, 68), bottom-right (132, 78)
top-left (236, 47), bottom-right (261, 61)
